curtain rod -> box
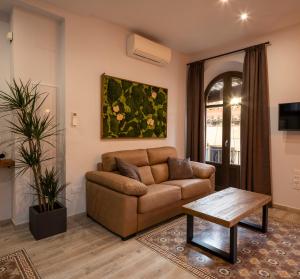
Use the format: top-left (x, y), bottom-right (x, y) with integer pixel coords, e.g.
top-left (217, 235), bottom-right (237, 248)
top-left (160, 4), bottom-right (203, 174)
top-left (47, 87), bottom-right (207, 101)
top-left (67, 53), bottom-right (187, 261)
top-left (187, 41), bottom-right (271, 65)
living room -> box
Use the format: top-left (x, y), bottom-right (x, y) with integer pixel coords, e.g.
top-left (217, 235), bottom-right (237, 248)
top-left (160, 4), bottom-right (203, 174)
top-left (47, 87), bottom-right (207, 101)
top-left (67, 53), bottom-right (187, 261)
top-left (0, 0), bottom-right (299, 278)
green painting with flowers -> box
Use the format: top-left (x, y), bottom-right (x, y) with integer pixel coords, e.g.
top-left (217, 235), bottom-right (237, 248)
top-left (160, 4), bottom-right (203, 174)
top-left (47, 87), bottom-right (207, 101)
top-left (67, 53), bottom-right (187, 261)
top-left (101, 74), bottom-right (168, 138)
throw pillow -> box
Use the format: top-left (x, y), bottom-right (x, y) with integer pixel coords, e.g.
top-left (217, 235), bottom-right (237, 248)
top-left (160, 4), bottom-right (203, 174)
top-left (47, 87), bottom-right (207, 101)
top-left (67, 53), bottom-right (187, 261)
top-left (168, 157), bottom-right (194, 180)
top-left (116, 157), bottom-right (142, 181)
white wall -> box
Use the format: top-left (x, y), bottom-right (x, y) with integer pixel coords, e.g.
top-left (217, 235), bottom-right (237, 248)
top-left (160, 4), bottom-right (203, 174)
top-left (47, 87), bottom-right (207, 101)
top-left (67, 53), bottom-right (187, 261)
top-left (0, 18), bottom-right (13, 221)
top-left (10, 3), bottom-right (187, 222)
top-left (190, 24), bottom-right (300, 210)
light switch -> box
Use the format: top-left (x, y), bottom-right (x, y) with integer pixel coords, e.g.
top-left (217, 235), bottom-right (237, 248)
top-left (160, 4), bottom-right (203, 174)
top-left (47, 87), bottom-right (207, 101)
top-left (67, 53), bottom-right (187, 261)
top-left (72, 113), bottom-right (79, 127)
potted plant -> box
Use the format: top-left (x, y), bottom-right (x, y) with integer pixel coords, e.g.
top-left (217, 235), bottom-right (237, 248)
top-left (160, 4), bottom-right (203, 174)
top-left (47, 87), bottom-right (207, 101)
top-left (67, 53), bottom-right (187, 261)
top-left (0, 79), bottom-right (67, 240)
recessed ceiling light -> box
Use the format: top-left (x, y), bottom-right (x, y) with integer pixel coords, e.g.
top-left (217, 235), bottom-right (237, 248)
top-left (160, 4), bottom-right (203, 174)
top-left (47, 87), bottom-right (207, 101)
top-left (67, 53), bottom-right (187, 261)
top-left (219, 0), bottom-right (229, 4)
top-left (240, 12), bottom-right (249, 22)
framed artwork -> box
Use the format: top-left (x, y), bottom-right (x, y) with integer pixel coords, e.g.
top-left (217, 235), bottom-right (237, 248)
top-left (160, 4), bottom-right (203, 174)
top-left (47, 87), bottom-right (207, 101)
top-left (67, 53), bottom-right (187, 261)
top-left (101, 74), bottom-right (168, 138)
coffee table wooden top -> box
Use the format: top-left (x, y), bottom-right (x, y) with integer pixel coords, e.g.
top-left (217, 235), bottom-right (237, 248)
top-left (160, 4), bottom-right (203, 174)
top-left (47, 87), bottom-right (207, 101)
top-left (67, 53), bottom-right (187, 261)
top-left (182, 187), bottom-right (271, 228)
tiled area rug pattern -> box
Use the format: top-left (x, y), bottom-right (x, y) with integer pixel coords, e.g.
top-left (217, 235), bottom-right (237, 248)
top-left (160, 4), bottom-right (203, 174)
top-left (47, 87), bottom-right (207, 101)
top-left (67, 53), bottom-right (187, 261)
top-left (0, 249), bottom-right (40, 279)
top-left (137, 215), bottom-right (300, 279)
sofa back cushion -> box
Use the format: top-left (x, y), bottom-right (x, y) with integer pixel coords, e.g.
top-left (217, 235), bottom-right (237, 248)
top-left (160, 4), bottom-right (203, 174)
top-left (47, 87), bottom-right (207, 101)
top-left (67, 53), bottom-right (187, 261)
top-left (147, 146), bottom-right (176, 183)
top-left (147, 146), bottom-right (177, 165)
top-left (102, 149), bottom-right (149, 172)
top-left (138, 166), bottom-right (155, 185)
top-left (150, 163), bottom-right (169, 184)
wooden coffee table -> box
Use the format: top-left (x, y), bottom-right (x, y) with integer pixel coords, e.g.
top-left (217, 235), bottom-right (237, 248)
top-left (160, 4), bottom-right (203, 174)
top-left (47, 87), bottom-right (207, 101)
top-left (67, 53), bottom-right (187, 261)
top-left (182, 187), bottom-right (272, 264)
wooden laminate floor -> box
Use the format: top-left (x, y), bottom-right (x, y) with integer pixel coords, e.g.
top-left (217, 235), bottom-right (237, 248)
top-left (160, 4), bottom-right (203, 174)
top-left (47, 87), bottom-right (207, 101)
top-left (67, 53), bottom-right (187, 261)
top-left (1, 208), bottom-right (299, 279)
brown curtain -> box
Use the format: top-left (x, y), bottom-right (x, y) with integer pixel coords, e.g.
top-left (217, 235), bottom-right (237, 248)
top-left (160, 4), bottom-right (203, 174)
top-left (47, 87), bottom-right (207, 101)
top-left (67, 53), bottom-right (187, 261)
top-left (241, 44), bottom-right (271, 195)
top-left (186, 61), bottom-right (205, 162)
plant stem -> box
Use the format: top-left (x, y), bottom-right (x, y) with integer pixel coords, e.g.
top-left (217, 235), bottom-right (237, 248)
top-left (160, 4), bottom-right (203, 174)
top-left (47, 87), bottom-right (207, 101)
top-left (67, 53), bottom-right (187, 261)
top-left (28, 139), bottom-right (44, 211)
top-left (36, 140), bottom-right (47, 211)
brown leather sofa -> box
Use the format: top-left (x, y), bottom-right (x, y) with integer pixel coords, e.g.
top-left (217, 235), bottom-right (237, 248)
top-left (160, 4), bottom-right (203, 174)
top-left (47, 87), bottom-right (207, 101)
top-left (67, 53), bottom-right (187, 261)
top-left (86, 146), bottom-right (215, 239)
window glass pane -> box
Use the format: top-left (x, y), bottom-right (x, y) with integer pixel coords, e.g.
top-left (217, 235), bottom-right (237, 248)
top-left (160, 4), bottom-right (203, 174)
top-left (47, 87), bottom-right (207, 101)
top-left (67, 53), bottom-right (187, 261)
top-left (231, 77), bottom-right (242, 98)
top-left (206, 107), bottom-right (222, 163)
top-left (207, 80), bottom-right (223, 106)
top-left (230, 77), bottom-right (242, 165)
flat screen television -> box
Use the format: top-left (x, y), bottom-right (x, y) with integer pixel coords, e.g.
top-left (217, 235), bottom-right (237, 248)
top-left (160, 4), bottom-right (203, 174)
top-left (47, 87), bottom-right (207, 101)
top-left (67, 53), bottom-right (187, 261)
top-left (279, 102), bottom-right (300, 131)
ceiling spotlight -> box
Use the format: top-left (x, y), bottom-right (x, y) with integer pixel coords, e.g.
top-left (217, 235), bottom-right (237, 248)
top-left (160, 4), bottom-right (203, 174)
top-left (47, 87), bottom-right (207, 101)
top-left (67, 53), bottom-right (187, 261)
top-left (240, 12), bottom-right (249, 21)
top-left (220, 0), bottom-right (229, 4)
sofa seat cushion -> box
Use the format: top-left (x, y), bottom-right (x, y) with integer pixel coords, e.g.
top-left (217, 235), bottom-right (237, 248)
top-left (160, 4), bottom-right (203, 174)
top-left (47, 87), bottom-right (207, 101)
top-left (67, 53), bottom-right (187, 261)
top-left (162, 179), bottom-right (211, 200)
top-left (138, 184), bottom-right (181, 213)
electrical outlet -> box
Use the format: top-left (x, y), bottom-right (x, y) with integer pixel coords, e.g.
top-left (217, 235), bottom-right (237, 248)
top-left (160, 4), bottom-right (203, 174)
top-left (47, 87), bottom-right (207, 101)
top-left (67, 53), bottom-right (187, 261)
top-left (72, 113), bottom-right (79, 127)
top-left (292, 169), bottom-right (300, 190)
top-left (293, 177), bottom-right (300, 190)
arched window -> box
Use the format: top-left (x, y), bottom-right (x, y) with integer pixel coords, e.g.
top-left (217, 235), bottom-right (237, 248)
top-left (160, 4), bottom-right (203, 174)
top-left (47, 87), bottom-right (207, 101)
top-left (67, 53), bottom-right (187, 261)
top-left (205, 72), bottom-right (242, 189)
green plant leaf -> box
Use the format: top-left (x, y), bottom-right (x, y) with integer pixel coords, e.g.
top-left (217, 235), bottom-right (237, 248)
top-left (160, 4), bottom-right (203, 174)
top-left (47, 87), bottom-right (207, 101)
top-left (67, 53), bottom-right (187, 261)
top-left (107, 79), bottom-right (122, 103)
top-left (102, 76), bottom-right (167, 138)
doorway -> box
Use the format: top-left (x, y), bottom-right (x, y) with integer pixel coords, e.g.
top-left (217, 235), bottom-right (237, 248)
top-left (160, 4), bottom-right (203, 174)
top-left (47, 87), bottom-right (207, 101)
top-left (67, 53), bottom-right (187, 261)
top-left (205, 71), bottom-right (242, 190)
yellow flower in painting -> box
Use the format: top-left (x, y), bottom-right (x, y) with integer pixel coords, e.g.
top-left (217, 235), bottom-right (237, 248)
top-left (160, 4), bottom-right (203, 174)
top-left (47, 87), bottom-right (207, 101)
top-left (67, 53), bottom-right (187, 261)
top-left (113, 105), bottom-right (120, 113)
top-left (116, 114), bottom-right (124, 121)
top-left (151, 91), bottom-right (157, 99)
top-left (147, 118), bottom-right (155, 126)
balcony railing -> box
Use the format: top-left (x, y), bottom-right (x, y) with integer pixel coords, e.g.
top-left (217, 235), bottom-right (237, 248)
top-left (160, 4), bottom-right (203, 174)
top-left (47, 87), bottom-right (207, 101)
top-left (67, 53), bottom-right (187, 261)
top-left (206, 146), bottom-right (240, 165)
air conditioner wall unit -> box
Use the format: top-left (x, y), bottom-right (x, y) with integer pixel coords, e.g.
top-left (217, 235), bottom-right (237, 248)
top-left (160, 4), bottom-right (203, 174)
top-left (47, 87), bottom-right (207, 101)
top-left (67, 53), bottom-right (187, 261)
top-left (127, 34), bottom-right (172, 66)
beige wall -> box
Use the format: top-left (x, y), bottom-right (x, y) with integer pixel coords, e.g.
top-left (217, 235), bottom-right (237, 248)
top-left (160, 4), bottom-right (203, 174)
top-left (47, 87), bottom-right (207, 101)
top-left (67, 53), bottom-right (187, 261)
top-left (63, 12), bottom-right (187, 216)
top-left (190, 24), bottom-right (300, 210)
top-left (10, 7), bottom-right (61, 224)
top-left (9, 2), bottom-right (187, 222)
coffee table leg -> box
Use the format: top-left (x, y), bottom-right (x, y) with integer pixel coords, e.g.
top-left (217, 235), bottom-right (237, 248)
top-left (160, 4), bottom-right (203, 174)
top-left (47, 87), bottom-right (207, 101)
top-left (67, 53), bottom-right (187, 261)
top-left (230, 226), bottom-right (237, 263)
top-left (262, 205), bottom-right (268, 233)
top-left (238, 205), bottom-right (269, 233)
top-left (186, 215), bottom-right (194, 243)
top-left (186, 215), bottom-right (238, 264)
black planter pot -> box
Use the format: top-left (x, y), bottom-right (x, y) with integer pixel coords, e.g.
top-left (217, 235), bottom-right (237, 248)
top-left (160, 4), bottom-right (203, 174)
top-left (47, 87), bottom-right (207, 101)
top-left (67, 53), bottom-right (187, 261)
top-left (29, 202), bottom-right (67, 240)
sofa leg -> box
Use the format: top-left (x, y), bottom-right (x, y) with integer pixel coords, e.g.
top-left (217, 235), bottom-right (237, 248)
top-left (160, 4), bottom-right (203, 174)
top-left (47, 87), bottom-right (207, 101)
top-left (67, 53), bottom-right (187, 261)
top-left (121, 233), bottom-right (136, 241)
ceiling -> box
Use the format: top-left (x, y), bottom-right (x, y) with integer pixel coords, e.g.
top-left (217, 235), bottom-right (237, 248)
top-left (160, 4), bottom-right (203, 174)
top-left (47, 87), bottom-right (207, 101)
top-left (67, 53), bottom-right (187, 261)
top-left (4, 0), bottom-right (300, 54)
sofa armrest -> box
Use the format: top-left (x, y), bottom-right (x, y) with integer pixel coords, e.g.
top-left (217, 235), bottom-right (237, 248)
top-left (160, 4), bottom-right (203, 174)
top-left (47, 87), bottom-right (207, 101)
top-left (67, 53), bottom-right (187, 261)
top-left (190, 161), bottom-right (216, 179)
top-left (86, 171), bottom-right (148, 196)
